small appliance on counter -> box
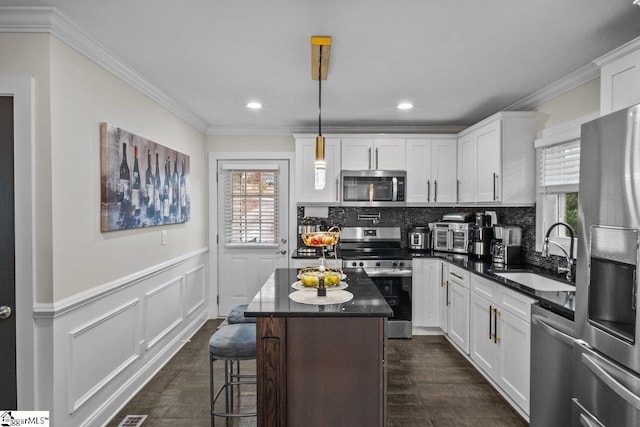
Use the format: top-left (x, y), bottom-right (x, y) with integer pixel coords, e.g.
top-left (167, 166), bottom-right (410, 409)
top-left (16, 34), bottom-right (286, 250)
top-left (430, 212), bottom-right (474, 254)
top-left (470, 212), bottom-right (493, 259)
top-left (491, 224), bottom-right (522, 265)
top-left (408, 225), bottom-right (430, 252)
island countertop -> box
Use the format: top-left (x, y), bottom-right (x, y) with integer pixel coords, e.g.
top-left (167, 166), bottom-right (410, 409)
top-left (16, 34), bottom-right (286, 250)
top-left (245, 268), bottom-right (393, 318)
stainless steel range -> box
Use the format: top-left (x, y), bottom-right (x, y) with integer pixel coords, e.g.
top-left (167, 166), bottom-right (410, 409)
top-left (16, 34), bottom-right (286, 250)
top-left (339, 227), bottom-right (412, 338)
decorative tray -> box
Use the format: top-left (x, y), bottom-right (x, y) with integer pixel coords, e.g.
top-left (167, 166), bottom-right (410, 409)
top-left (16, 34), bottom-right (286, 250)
top-left (292, 281), bottom-right (348, 291)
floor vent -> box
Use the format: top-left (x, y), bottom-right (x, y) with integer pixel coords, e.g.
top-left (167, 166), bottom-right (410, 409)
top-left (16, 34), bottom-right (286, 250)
top-left (117, 415), bottom-right (148, 427)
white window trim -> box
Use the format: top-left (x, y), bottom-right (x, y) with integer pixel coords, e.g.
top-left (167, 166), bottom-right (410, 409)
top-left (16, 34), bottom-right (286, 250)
top-left (535, 111), bottom-right (598, 259)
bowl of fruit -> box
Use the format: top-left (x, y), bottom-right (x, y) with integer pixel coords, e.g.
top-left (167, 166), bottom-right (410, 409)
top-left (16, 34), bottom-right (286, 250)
top-left (302, 226), bottom-right (340, 247)
top-left (298, 267), bottom-right (343, 288)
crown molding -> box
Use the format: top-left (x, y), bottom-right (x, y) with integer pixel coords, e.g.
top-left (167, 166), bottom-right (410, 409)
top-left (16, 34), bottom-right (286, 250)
top-left (503, 62), bottom-right (600, 112)
top-left (0, 6), bottom-right (209, 133)
top-left (594, 35), bottom-right (640, 67)
top-left (206, 124), bottom-right (466, 136)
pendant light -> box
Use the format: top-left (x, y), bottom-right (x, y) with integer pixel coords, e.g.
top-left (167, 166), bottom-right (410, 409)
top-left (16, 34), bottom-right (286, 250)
top-left (312, 36), bottom-right (331, 190)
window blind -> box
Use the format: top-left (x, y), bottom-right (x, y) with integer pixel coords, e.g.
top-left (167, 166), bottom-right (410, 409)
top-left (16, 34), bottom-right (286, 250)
top-left (537, 139), bottom-right (580, 193)
top-left (223, 168), bottom-right (279, 245)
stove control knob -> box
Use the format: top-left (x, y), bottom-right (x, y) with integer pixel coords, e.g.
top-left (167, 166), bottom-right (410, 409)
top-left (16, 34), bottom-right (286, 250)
top-left (359, 262), bottom-right (364, 267)
top-left (392, 261), bottom-right (398, 267)
top-left (399, 262), bottom-right (405, 267)
top-left (351, 262), bottom-right (357, 267)
top-left (375, 261), bottom-right (381, 267)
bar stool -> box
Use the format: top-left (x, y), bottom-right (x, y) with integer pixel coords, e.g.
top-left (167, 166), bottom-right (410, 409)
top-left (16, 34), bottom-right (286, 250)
top-left (209, 323), bottom-right (257, 425)
top-left (226, 304), bottom-right (256, 324)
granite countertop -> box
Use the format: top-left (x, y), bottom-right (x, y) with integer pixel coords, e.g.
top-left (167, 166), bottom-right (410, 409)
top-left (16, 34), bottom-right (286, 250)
top-left (414, 251), bottom-right (576, 320)
top-left (245, 268), bottom-right (394, 318)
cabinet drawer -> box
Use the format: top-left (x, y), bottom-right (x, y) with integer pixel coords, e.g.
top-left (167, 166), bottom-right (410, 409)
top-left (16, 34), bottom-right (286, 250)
top-left (500, 286), bottom-right (535, 322)
top-left (471, 274), bottom-right (498, 299)
top-left (449, 264), bottom-right (470, 289)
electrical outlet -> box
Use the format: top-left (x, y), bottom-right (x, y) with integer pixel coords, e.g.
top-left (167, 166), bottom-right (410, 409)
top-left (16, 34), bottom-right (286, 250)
top-left (161, 230), bottom-right (167, 245)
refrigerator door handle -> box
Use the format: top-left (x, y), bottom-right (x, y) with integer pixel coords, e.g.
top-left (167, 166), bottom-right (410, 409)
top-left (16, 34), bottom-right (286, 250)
top-left (582, 352), bottom-right (640, 410)
top-left (633, 270), bottom-right (637, 310)
top-left (532, 314), bottom-right (575, 346)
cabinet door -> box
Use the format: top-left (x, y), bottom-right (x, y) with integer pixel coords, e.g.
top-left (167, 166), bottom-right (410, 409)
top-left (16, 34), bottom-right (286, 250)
top-left (295, 137), bottom-right (341, 203)
top-left (341, 138), bottom-right (373, 170)
top-left (412, 259), bottom-right (440, 328)
top-left (374, 138), bottom-right (406, 170)
top-left (448, 281), bottom-right (470, 354)
top-left (470, 292), bottom-right (498, 378)
top-left (457, 133), bottom-right (475, 202)
top-left (405, 139), bottom-right (431, 202)
top-left (439, 262), bottom-right (449, 333)
top-left (431, 140), bottom-right (457, 203)
top-left (497, 309), bottom-right (530, 414)
top-left (600, 48), bottom-right (640, 115)
top-left (475, 120), bottom-right (502, 202)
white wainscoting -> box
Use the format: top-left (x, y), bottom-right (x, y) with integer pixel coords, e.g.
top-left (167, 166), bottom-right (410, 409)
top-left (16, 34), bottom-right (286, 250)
top-left (33, 248), bottom-right (208, 427)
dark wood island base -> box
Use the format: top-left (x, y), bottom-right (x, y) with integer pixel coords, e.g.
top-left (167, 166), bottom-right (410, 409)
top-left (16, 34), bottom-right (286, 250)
top-left (246, 269), bottom-right (393, 427)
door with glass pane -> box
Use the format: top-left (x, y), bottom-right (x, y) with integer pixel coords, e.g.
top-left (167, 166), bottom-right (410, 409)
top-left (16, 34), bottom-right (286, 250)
top-left (217, 160), bottom-right (289, 315)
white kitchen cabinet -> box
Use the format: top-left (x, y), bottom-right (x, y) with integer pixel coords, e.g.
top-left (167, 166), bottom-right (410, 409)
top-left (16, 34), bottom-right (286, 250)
top-left (446, 264), bottom-right (470, 353)
top-left (438, 261), bottom-right (449, 333)
top-left (469, 273), bottom-right (534, 415)
top-left (406, 137), bottom-right (457, 204)
top-left (456, 112), bottom-right (537, 205)
top-left (596, 36), bottom-right (640, 115)
top-left (412, 258), bottom-right (441, 329)
top-left (294, 136), bottom-right (341, 204)
top-left (341, 137), bottom-right (405, 170)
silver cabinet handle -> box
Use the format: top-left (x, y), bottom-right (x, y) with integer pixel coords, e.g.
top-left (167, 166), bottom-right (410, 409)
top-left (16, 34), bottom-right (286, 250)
top-left (493, 173), bottom-right (498, 201)
top-left (427, 180), bottom-right (431, 202)
top-left (336, 178), bottom-right (340, 202)
top-left (368, 147), bottom-right (372, 169)
top-left (582, 352), bottom-right (640, 410)
top-left (450, 272), bottom-right (463, 280)
top-left (375, 147), bottom-right (379, 169)
top-left (456, 179), bottom-right (460, 202)
top-left (0, 305), bottom-right (12, 320)
top-left (434, 180), bottom-right (438, 203)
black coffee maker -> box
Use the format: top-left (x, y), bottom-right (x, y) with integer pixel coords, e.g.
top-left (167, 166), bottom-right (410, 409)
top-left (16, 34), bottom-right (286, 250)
top-left (470, 212), bottom-right (493, 259)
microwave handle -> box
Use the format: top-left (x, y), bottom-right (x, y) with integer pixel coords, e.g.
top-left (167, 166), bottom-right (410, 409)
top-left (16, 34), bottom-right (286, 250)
top-left (392, 177), bottom-right (398, 201)
top-left (369, 183), bottom-right (374, 203)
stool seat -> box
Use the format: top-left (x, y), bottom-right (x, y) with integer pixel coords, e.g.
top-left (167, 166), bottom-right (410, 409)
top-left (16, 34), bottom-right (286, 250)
top-left (209, 323), bottom-right (256, 360)
top-left (227, 304), bottom-right (256, 324)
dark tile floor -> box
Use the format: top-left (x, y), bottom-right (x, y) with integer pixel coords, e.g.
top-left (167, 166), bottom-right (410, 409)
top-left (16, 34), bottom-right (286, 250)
top-left (108, 320), bottom-right (527, 426)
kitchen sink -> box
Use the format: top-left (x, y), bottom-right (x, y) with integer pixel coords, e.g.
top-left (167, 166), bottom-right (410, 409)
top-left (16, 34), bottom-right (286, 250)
top-left (492, 271), bottom-right (575, 292)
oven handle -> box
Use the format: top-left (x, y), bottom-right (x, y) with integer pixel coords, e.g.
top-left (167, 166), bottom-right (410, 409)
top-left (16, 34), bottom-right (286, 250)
top-left (364, 269), bottom-right (413, 278)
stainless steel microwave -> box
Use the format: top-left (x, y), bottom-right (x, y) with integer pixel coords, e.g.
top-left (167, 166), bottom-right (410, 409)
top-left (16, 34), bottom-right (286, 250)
top-left (340, 170), bottom-right (406, 206)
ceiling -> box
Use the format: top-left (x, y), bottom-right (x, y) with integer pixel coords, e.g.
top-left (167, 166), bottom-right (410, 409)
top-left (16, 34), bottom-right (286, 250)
top-left (3, 0), bottom-right (640, 134)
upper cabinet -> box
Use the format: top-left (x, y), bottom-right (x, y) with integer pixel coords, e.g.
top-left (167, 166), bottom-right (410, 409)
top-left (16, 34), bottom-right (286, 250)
top-left (341, 137), bottom-right (406, 170)
top-left (294, 136), bottom-right (341, 204)
top-left (596, 36), bottom-right (640, 115)
top-left (456, 112), bottom-right (537, 205)
top-left (406, 137), bottom-right (457, 204)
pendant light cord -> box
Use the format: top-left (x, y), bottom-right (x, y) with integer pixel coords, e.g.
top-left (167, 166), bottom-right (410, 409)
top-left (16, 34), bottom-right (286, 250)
top-left (318, 45), bottom-right (322, 136)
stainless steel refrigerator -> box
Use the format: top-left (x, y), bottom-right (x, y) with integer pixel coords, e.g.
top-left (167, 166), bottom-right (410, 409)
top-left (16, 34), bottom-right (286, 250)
top-left (573, 104), bottom-right (640, 426)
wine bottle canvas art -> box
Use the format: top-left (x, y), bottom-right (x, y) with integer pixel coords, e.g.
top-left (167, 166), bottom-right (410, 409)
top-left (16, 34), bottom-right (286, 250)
top-left (100, 123), bottom-right (190, 231)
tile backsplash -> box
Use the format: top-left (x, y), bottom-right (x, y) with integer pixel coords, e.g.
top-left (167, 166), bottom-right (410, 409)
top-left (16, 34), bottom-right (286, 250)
top-left (298, 205), bottom-right (569, 272)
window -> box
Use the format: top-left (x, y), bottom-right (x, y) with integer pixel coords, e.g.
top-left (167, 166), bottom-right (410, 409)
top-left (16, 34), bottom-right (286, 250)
top-left (534, 112), bottom-right (598, 257)
top-left (223, 165), bottom-right (279, 246)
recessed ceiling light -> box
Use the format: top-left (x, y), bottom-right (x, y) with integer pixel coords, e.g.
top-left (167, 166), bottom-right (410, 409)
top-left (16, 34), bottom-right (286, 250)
top-left (397, 103), bottom-right (413, 110)
top-left (247, 102), bottom-right (262, 109)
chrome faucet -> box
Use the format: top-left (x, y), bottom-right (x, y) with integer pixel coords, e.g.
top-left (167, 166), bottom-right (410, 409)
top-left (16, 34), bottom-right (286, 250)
top-left (541, 222), bottom-right (575, 281)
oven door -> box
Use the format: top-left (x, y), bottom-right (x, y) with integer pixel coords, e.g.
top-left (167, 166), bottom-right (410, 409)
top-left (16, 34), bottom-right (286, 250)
top-left (433, 227), bottom-right (450, 252)
top-left (365, 270), bottom-right (412, 338)
top-left (450, 229), bottom-right (469, 253)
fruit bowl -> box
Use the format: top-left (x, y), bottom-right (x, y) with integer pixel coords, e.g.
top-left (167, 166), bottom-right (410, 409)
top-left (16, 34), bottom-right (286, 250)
top-left (302, 227), bottom-right (340, 247)
top-left (298, 267), bottom-right (344, 287)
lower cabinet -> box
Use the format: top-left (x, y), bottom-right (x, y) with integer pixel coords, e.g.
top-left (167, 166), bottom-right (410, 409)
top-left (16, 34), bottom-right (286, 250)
top-left (412, 258), bottom-right (442, 328)
top-left (445, 264), bottom-right (470, 353)
top-left (469, 273), bottom-right (534, 415)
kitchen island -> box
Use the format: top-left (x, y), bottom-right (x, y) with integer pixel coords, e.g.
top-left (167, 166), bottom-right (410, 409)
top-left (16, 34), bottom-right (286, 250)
top-left (245, 268), bottom-right (393, 427)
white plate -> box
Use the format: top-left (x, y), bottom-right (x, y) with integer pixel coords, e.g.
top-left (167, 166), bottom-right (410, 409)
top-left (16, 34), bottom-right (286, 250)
top-left (291, 281), bottom-right (348, 291)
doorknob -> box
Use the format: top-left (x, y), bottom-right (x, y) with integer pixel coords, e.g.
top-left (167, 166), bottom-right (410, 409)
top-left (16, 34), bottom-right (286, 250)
top-left (276, 249), bottom-right (287, 254)
top-left (0, 305), bottom-right (12, 320)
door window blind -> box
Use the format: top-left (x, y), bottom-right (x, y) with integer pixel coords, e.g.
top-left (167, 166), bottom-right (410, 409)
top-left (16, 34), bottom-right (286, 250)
top-left (223, 166), bottom-right (279, 245)
top-left (537, 139), bottom-right (580, 193)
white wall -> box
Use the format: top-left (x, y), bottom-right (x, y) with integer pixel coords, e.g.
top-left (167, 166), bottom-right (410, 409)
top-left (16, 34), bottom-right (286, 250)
top-left (206, 134), bottom-right (294, 152)
top-left (534, 78), bottom-right (600, 131)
